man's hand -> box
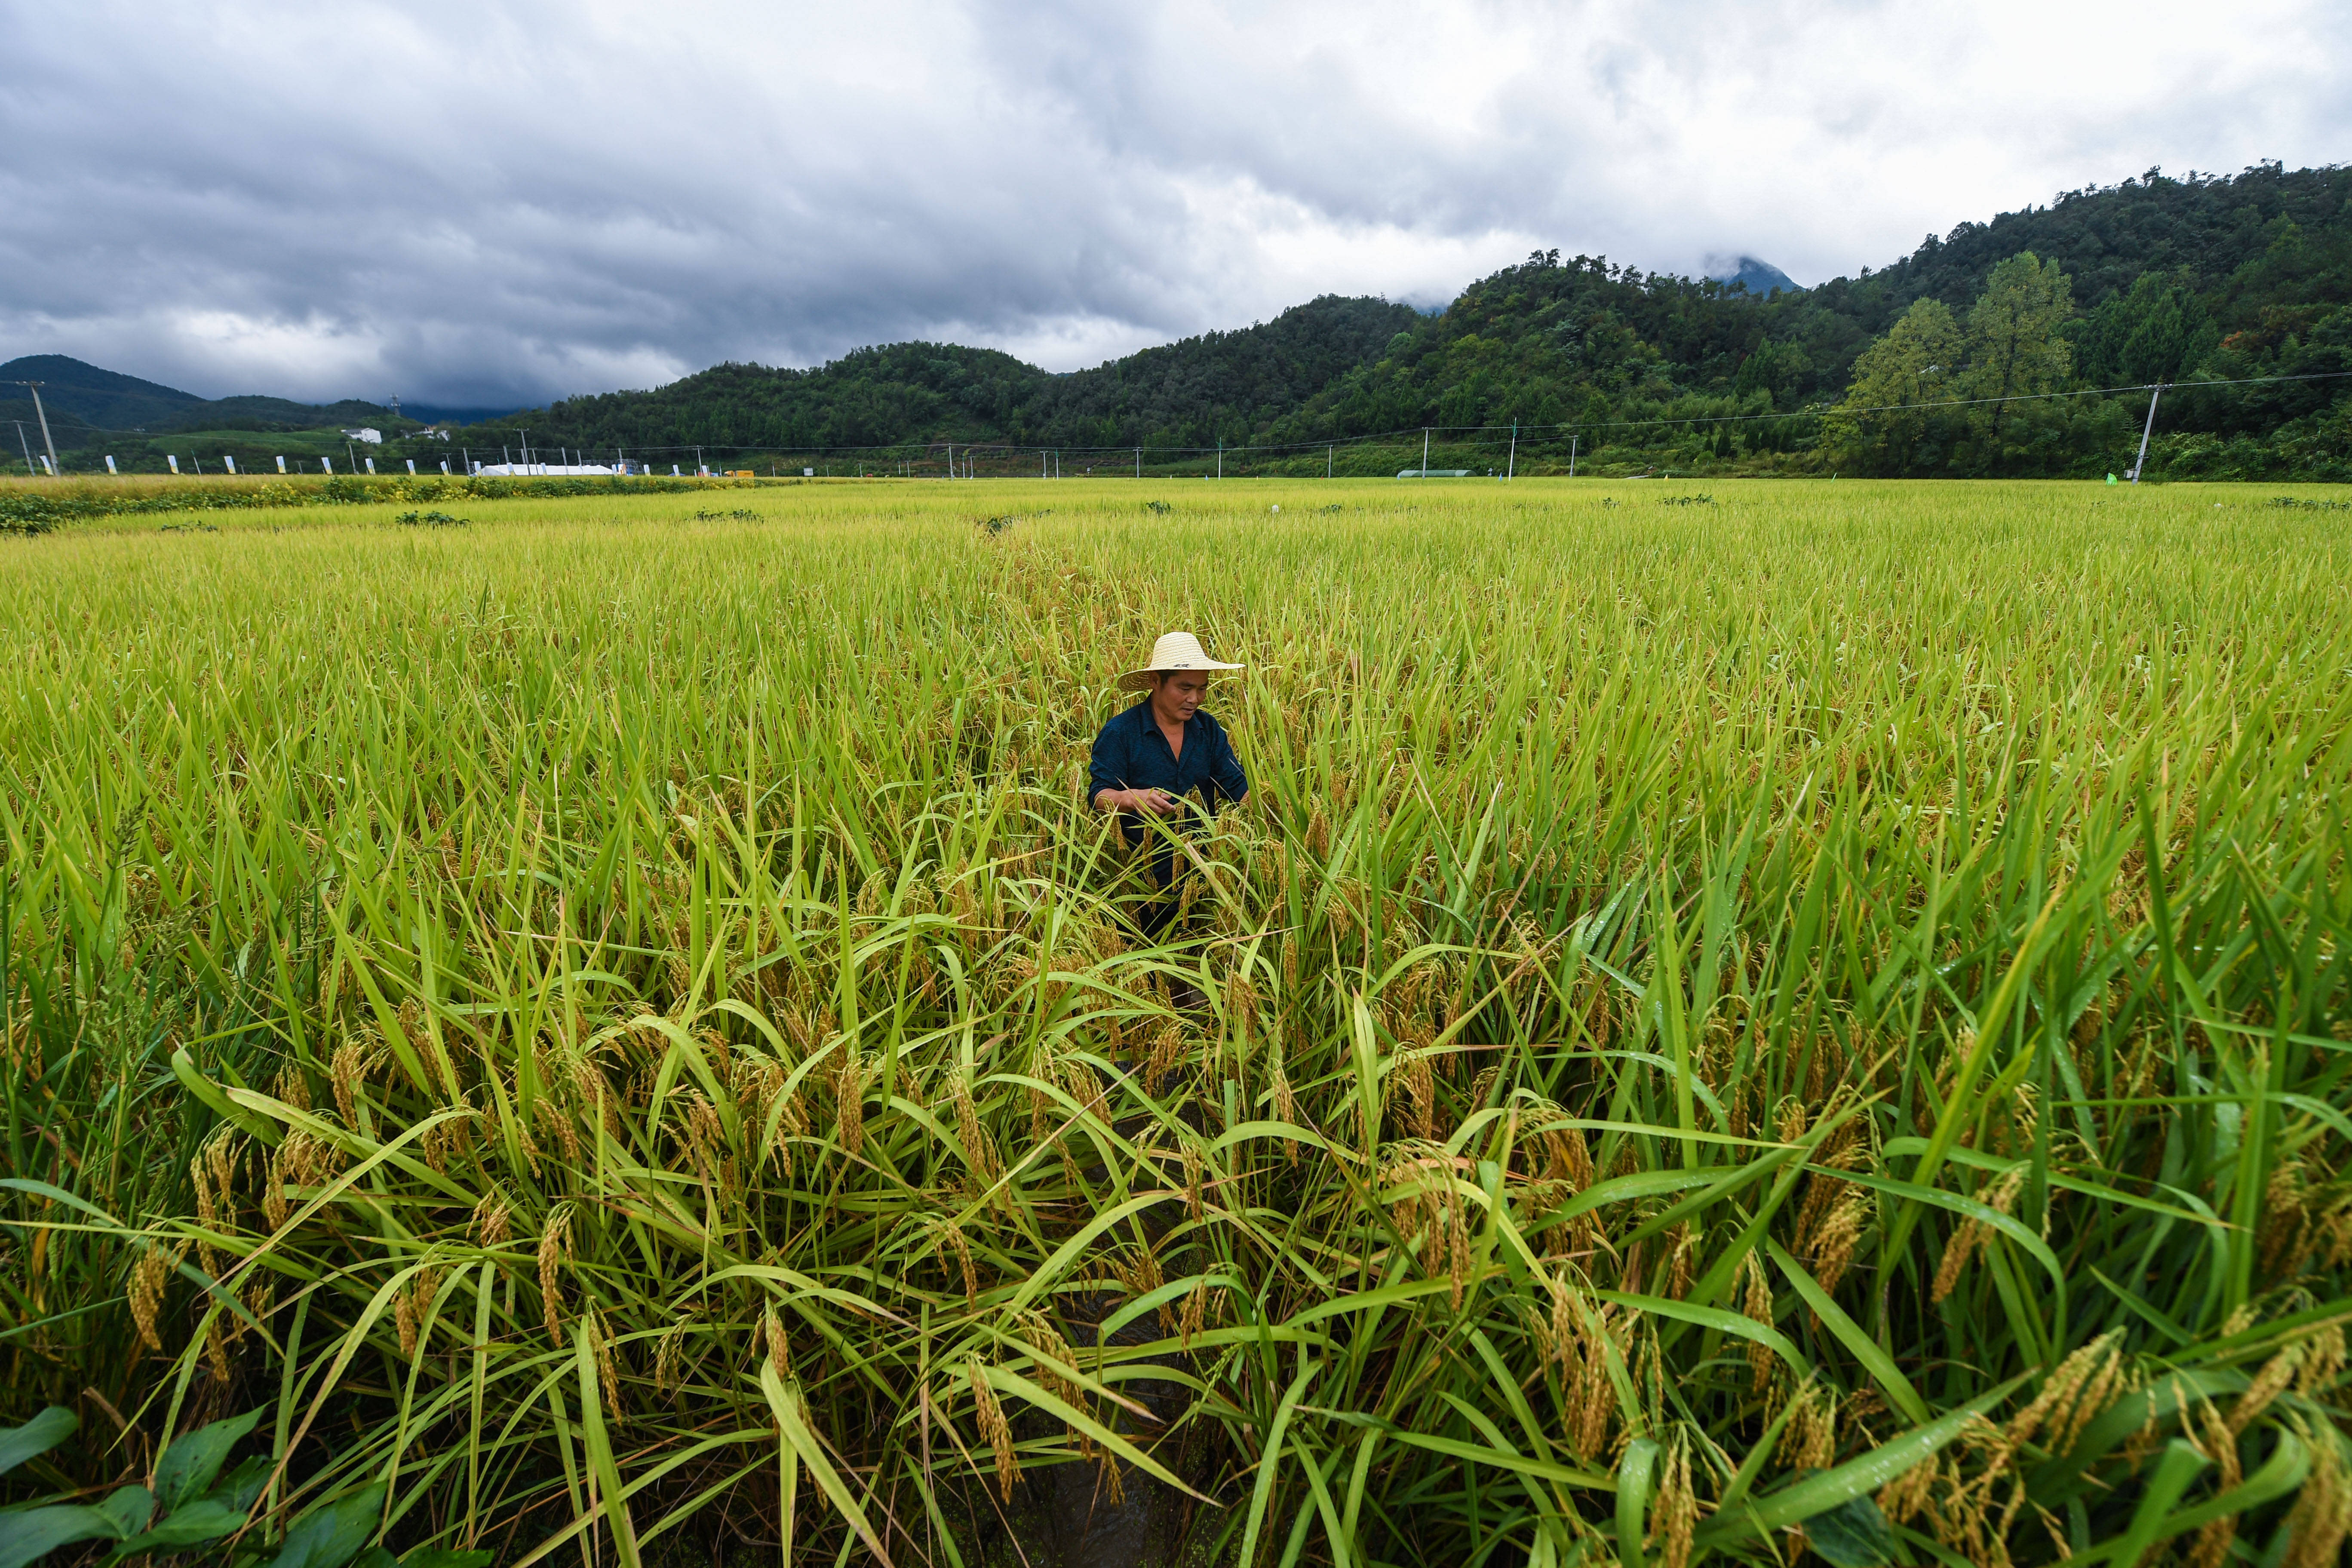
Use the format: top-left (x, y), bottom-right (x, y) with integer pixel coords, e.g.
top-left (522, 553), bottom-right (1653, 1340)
top-left (1097, 787), bottom-right (1182, 817)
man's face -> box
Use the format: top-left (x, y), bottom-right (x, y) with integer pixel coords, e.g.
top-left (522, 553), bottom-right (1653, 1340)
top-left (1152, 670), bottom-right (1211, 724)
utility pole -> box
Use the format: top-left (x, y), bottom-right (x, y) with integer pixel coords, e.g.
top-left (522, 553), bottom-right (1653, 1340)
top-left (8, 383), bottom-right (60, 477)
top-left (12, 421), bottom-right (33, 478)
top-left (1569, 434), bottom-right (1578, 479)
top-left (519, 429), bottom-right (529, 468)
top-left (1421, 428), bottom-right (1430, 477)
top-left (1507, 420), bottom-right (1517, 480)
top-left (1327, 443), bottom-right (1333, 479)
top-left (1216, 441), bottom-right (1222, 480)
top-left (2129, 384), bottom-right (2166, 483)
top-left (1134, 447), bottom-right (1140, 479)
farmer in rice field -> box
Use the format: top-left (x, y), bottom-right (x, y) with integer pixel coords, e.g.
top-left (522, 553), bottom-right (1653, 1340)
top-left (1089, 631), bottom-right (1249, 941)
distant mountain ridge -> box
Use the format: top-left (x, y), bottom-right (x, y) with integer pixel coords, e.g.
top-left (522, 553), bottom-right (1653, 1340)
top-left (0, 356), bottom-right (513, 440)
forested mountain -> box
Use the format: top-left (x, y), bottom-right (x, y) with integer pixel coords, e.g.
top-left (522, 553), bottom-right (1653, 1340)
top-left (16, 162), bottom-right (2350, 479)
top-left (1253, 161), bottom-right (2352, 476)
top-left (1809, 162), bottom-right (2352, 477)
top-left (513, 294), bottom-right (1424, 457)
top-left (1834, 161), bottom-right (2351, 333)
top-left (0, 356), bottom-right (234, 433)
top-left (436, 160), bottom-right (2349, 481)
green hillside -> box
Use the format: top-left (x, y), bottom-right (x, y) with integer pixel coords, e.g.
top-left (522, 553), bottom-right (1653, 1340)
top-left (0, 354), bottom-right (209, 434)
top-left (1259, 161), bottom-right (2352, 478)
top-left (512, 294), bottom-right (1424, 458)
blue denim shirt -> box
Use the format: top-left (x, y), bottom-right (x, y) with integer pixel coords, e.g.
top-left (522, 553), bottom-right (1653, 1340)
top-left (1088, 698), bottom-right (1249, 846)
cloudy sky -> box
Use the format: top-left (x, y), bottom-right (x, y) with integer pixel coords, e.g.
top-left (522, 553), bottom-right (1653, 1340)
top-left (1, 0), bottom-right (2345, 409)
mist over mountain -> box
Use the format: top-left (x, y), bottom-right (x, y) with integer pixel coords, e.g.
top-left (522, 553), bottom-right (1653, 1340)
top-left (1706, 256), bottom-right (1802, 298)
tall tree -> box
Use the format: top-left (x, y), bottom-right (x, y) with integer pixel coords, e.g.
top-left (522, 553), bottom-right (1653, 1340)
top-left (1823, 298), bottom-right (1964, 474)
top-left (1965, 252), bottom-right (2074, 460)
top-left (2073, 270), bottom-right (2217, 387)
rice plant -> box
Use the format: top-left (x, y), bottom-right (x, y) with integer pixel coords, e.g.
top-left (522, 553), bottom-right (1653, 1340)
top-left (1, 477), bottom-right (2346, 1566)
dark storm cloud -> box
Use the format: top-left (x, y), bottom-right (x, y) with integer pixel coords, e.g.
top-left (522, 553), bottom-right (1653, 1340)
top-left (1, 0), bottom-right (2345, 406)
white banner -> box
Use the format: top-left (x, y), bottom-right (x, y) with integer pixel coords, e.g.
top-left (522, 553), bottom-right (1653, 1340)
top-left (224, 455), bottom-right (236, 474)
top-left (104, 455), bottom-right (117, 474)
top-left (276, 455), bottom-right (287, 473)
top-left (167, 455), bottom-right (179, 473)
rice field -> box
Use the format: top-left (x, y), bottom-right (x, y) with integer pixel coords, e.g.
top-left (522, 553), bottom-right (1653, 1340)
top-left (1, 477), bottom-right (2348, 1568)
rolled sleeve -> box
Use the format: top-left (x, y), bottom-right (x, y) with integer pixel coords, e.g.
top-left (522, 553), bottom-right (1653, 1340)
top-left (1088, 719), bottom-right (1129, 803)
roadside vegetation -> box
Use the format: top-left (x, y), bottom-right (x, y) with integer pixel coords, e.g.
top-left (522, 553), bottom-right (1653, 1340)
top-left (0, 474), bottom-right (752, 534)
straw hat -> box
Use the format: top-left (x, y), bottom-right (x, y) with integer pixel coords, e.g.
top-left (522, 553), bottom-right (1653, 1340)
top-left (1119, 631), bottom-right (1244, 692)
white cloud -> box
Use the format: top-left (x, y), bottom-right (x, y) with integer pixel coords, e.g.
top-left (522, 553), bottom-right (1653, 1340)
top-left (0, 0), bottom-right (2343, 403)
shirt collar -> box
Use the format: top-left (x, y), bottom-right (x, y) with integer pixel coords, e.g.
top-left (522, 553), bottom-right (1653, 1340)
top-left (1128, 701), bottom-right (1204, 731)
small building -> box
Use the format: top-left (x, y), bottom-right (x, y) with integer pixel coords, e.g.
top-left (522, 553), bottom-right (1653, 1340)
top-left (341, 427), bottom-right (384, 445)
